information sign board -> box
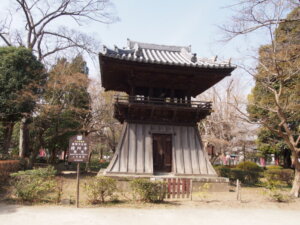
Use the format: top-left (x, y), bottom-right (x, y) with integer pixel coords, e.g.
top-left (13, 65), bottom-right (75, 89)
top-left (68, 135), bottom-right (89, 163)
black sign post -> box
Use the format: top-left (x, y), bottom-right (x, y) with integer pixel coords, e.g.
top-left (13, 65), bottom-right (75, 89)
top-left (68, 135), bottom-right (90, 208)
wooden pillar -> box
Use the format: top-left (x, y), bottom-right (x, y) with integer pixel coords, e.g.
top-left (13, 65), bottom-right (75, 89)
top-left (148, 87), bottom-right (153, 100)
top-left (187, 95), bottom-right (191, 106)
top-left (130, 85), bottom-right (135, 96)
top-left (130, 85), bottom-right (135, 103)
top-left (171, 89), bottom-right (175, 103)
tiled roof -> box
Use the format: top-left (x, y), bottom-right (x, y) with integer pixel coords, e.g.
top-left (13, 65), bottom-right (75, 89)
top-left (100, 39), bottom-right (235, 69)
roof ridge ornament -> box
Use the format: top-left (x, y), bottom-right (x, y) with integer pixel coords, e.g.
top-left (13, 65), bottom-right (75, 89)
top-left (127, 38), bottom-right (131, 48)
top-left (209, 55), bottom-right (218, 62)
top-left (102, 45), bottom-right (107, 54)
top-left (133, 43), bottom-right (142, 57)
top-left (114, 45), bottom-right (119, 52)
top-left (191, 53), bottom-right (197, 63)
top-left (227, 58), bottom-right (232, 66)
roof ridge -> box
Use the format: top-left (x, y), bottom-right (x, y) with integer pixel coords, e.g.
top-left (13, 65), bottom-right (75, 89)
top-left (101, 40), bottom-right (236, 69)
top-left (127, 38), bottom-right (191, 52)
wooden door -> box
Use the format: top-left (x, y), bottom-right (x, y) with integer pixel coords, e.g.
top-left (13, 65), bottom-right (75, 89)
top-left (153, 134), bottom-right (172, 173)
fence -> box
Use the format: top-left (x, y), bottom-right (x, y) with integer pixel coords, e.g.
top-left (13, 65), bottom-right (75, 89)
top-left (164, 178), bottom-right (192, 199)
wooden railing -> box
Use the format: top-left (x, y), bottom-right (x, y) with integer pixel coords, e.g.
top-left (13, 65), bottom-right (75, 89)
top-left (164, 178), bottom-right (193, 199)
top-left (114, 95), bottom-right (212, 110)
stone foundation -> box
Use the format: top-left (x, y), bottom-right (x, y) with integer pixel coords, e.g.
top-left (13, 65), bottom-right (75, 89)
top-left (100, 173), bottom-right (229, 192)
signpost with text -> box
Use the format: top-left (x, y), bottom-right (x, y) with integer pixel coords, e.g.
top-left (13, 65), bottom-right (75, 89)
top-left (68, 135), bottom-right (90, 208)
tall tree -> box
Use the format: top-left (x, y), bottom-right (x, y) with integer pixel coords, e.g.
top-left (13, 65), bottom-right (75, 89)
top-left (222, 1), bottom-right (300, 196)
top-left (33, 55), bottom-right (91, 162)
top-left (0, 0), bottom-right (118, 60)
top-left (256, 127), bottom-right (291, 167)
top-left (248, 7), bottom-right (300, 196)
top-left (199, 79), bottom-right (256, 164)
top-left (88, 82), bottom-right (121, 154)
top-left (0, 0), bottom-right (117, 158)
top-left (0, 46), bottom-right (45, 154)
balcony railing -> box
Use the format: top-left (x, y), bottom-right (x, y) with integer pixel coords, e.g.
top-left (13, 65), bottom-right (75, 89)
top-left (114, 95), bottom-right (212, 110)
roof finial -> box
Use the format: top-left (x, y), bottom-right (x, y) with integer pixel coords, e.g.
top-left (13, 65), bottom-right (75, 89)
top-left (228, 58), bottom-right (232, 65)
top-left (214, 55), bottom-right (218, 62)
top-left (127, 38), bottom-right (131, 48)
top-left (191, 53), bottom-right (197, 63)
top-left (102, 45), bottom-right (107, 53)
top-left (114, 45), bottom-right (119, 52)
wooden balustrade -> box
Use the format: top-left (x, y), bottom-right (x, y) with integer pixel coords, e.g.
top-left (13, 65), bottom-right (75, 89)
top-left (114, 95), bottom-right (212, 110)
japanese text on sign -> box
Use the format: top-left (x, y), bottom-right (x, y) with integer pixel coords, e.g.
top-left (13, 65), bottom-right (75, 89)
top-left (68, 135), bottom-right (90, 163)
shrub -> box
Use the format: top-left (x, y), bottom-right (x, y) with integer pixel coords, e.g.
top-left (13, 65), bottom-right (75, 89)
top-left (0, 160), bottom-right (20, 184)
top-left (264, 169), bottom-right (294, 186)
top-left (266, 165), bottom-right (283, 170)
top-left (233, 161), bottom-right (263, 185)
top-left (100, 161), bottom-right (109, 169)
top-left (263, 179), bottom-right (291, 202)
top-left (130, 178), bottom-right (166, 203)
top-left (214, 165), bottom-right (231, 178)
top-left (10, 166), bottom-right (57, 202)
top-left (84, 176), bottom-right (117, 204)
top-left (230, 168), bottom-right (246, 184)
top-left (194, 183), bottom-right (211, 201)
top-left (236, 161), bottom-right (262, 172)
top-left (88, 160), bottom-right (109, 172)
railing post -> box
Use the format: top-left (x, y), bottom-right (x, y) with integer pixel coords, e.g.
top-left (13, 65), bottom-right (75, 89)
top-left (190, 179), bottom-right (193, 201)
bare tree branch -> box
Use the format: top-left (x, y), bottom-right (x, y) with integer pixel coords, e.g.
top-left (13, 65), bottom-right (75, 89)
top-left (221, 0), bottom-right (300, 196)
top-left (220, 0), bottom-right (300, 41)
top-left (0, 0), bottom-right (118, 62)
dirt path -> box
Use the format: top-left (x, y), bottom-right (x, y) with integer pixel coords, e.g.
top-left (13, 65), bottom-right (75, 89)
top-left (1, 204), bottom-right (300, 225)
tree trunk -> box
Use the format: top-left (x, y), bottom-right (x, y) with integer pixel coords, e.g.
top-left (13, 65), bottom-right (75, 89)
top-left (2, 122), bottom-right (14, 154)
top-left (28, 129), bottom-right (45, 167)
top-left (100, 147), bottom-right (103, 160)
top-left (85, 152), bottom-right (92, 172)
top-left (63, 150), bottom-right (67, 161)
top-left (49, 148), bottom-right (57, 163)
top-left (243, 144), bottom-right (246, 163)
top-left (290, 155), bottom-right (300, 197)
top-left (19, 117), bottom-right (30, 158)
top-left (283, 149), bottom-right (292, 168)
top-left (274, 153), bottom-right (279, 166)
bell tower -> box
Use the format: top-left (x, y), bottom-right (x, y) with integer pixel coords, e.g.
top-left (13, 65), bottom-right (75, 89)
top-left (99, 39), bottom-right (235, 176)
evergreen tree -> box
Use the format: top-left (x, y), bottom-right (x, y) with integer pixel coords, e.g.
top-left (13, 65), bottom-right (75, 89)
top-left (30, 55), bottom-right (91, 162)
top-left (247, 7), bottom-right (300, 196)
top-left (0, 47), bottom-right (45, 154)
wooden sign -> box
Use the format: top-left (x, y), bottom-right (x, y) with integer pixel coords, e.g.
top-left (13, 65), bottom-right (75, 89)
top-left (68, 135), bottom-right (90, 163)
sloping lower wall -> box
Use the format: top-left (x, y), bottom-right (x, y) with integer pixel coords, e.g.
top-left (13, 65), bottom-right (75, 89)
top-left (105, 122), bottom-right (216, 176)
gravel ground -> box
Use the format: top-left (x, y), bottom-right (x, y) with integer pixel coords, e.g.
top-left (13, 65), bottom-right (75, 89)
top-left (1, 204), bottom-right (300, 225)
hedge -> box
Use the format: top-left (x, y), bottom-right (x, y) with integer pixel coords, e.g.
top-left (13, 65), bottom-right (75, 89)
top-left (214, 165), bottom-right (231, 178)
top-left (0, 160), bottom-right (20, 184)
top-left (214, 161), bottom-right (263, 185)
top-left (84, 176), bottom-right (117, 204)
top-left (130, 178), bottom-right (166, 202)
top-left (264, 168), bottom-right (294, 186)
top-left (10, 166), bottom-right (57, 202)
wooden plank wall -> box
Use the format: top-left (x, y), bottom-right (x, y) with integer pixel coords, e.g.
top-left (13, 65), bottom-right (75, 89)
top-left (105, 122), bottom-right (217, 176)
